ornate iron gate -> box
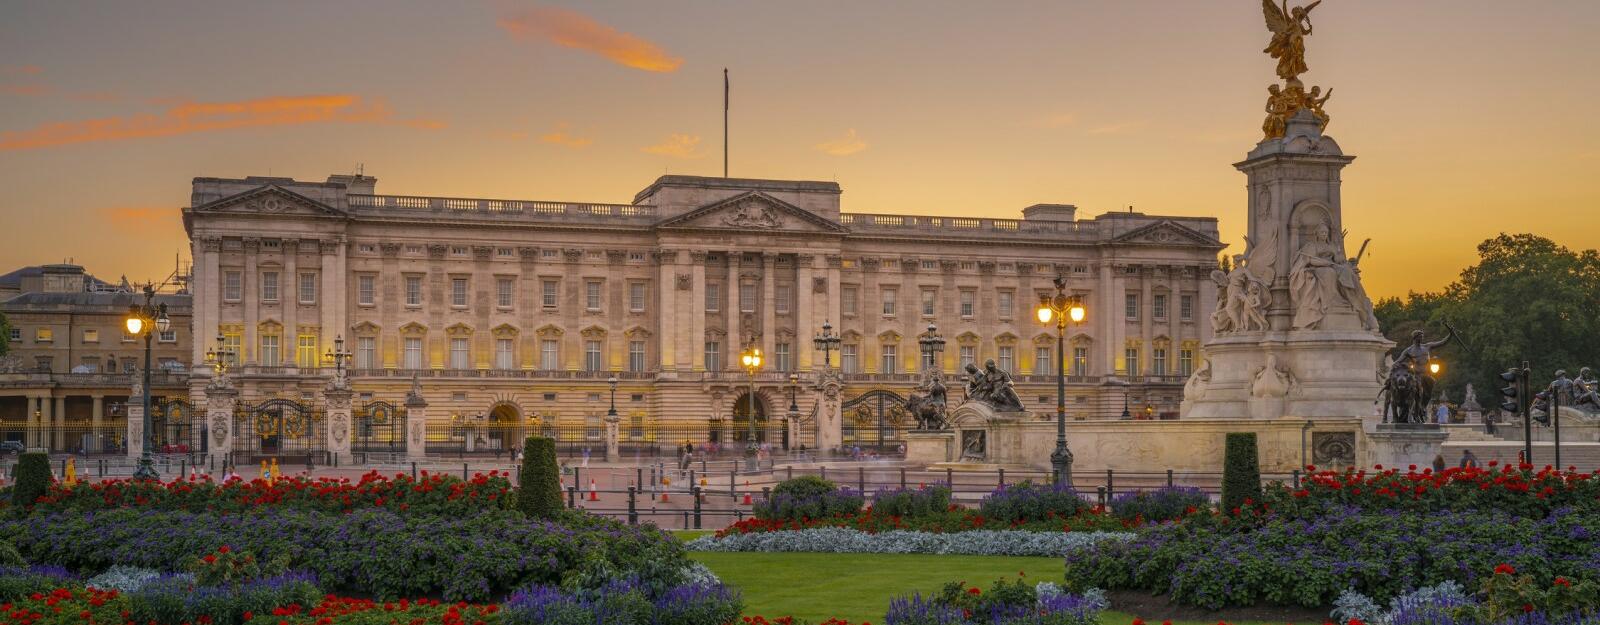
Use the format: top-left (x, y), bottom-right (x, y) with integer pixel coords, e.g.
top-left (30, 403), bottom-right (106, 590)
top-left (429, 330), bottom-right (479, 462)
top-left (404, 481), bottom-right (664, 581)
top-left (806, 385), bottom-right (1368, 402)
top-left (840, 390), bottom-right (909, 450)
top-left (234, 399), bottom-right (323, 455)
top-left (151, 398), bottom-right (204, 454)
top-left (355, 400), bottom-right (404, 453)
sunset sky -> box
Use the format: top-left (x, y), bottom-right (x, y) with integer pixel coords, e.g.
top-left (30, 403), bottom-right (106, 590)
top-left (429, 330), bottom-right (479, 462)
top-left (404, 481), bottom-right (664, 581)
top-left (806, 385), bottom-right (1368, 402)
top-left (2, 1), bottom-right (1597, 298)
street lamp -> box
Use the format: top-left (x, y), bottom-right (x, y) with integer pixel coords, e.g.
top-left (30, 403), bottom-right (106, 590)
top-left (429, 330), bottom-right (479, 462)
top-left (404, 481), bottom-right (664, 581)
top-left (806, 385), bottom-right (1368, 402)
top-left (786, 372), bottom-right (800, 452)
top-left (739, 344), bottom-right (763, 471)
top-left (323, 335), bottom-right (353, 382)
top-left (813, 320), bottom-right (841, 369)
top-left (918, 323), bottom-right (946, 372)
top-left (607, 375), bottom-right (619, 419)
top-left (1035, 276), bottom-right (1086, 484)
top-left (124, 284), bottom-right (169, 481)
top-left (1427, 359), bottom-right (1442, 377)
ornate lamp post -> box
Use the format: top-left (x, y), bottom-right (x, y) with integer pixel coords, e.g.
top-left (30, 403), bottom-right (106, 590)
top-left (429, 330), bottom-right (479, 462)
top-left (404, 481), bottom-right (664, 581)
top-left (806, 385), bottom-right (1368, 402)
top-left (918, 323), bottom-right (945, 373)
top-left (739, 344), bottom-right (763, 472)
top-left (204, 332), bottom-right (234, 376)
top-left (786, 372), bottom-right (800, 451)
top-left (323, 335), bottom-right (353, 384)
top-left (813, 320), bottom-right (841, 368)
top-left (607, 375), bottom-right (619, 419)
top-left (124, 284), bottom-right (169, 481)
top-left (1035, 276), bottom-right (1085, 485)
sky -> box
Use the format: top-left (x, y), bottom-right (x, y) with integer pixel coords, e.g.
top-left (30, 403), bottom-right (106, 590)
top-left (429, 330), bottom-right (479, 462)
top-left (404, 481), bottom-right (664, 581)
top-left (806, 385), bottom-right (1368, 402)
top-left (2, 0), bottom-right (1597, 298)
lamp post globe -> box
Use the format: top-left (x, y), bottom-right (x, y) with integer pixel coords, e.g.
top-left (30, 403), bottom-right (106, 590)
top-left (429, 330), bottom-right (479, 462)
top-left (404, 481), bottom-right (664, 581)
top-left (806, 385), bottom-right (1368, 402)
top-left (739, 345), bottom-right (763, 472)
top-left (1036, 276), bottom-right (1081, 485)
top-left (125, 284), bottom-right (163, 481)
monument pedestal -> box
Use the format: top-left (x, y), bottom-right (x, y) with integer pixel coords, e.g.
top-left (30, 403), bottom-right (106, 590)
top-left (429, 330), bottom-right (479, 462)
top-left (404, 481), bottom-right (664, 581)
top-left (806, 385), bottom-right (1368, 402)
top-left (1184, 331), bottom-right (1391, 421)
top-left (1365, 424), bottom-right (1448, 469)
top-left (904, 430), bottom-right (955, 465)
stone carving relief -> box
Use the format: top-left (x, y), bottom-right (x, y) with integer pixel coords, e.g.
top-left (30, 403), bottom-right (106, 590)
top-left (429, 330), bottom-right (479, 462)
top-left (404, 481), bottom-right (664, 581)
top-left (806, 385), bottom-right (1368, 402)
top-left (1183, 358), bottom-right (1213, 401)
top-left (211, 414), bottom-right (230, 446)
top-left (1312, 431), bottom-right (1357, 467)
top-left (1250, 354), bottom-right (1295, 398)
top-left (427, 244), bottom-right (448, 259)
top-left (812, 276), bottom-right (828, 293)
top-left (379, 242), bottom-right (402, 256)
top-left (1209, 255), bottom-right (1270, 334)
top-left (721, 199), bottom-right (783, 229)
top-left (675, 273), bottom-right (692, 290)
top-left (472, 246), bottom-right (493, 260)
top-left (562, 248), bottom-right (583, 262)
top-left (331, 412), bottom-right (349, 445)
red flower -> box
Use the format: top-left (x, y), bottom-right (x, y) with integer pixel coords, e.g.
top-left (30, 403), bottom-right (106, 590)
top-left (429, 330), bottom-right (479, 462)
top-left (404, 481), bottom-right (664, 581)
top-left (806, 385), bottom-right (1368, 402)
top-left (1554, 577), bottom-right (1571, 587)
top-left (202, 554), bottom-right (217, 564)
top-left (1523, 604), bottom-right (1534, 613)
top-left (218, 545), bottom-right (230, 554)
top-left (966, 587), bottom-right (981, 595)
top-left (1132, 619), bottom-right (1145, 625)
top-left (1494, 564), bottom-right (1517, 575)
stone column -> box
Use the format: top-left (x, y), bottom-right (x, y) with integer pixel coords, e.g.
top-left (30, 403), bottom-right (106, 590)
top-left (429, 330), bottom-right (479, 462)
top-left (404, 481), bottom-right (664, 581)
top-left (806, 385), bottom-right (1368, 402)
top-left (324, 383), bottom-right (353, 464)
top-left (283, 240), bottom-right (298, 368)
top-left (405, 387), bottom-right (428, 461)
top-left (1097, 263), bottom-right (1116, 377)
top-left (27, 395), bottom-right (40, 449)
top-left (1139, 268), bottom-right (1153, 377)
top-left (762, 253), bottom-right (777, 360)
top-left (320, 239), bottom-right (342, 361)
top-left (205, 380), bottom-right (238, 467)
top-left (691, 251), bottom-right (708, 371)
top-left (52, 396), bottom-right (65, 452)
top-left (796, 255), bottom-right (815, 370)
top-left (90, 394), bottom-right (104, 453)
top-left (726, 253), bottom-right (739, 366)
top-left (604, 413), bottom-right (621, 462)
top-left (1197, 262), bottom-right (1218, 344)
top-left (126, 388), bottom-right (144, 460)
top-left (243, 238), bottom-right (260, 365)
top-left (656, 249), bottom-right (677, 371)
top-left (825, 255), bottom-right (841, 362)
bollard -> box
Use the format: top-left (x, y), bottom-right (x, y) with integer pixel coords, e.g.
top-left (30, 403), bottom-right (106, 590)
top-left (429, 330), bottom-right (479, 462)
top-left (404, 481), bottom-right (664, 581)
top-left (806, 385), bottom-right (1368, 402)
top-left (701, 459), bottom-right (708, 474)
top-left (786, 466), bottom-right (793, 480)
top-left (820, 465), bottom-right (827, 481)
top-left (900, 468), bottom-right (907, 489)
top-left (1167, 469), bottom-right (1174, 488)
top-left (998, 468), bottom-right (1005, 487)
top-left (568, 486), bottom-right (577, 508)
top-left (1106, 469), bottom-right (1114, 500)
top-left (574, 467), bottom-right (582, 493)
top-left (412, 462), bottom-right (417, 481)
top-left (858, 466), bottom-right (865, 493)
top-left (946, 467), bottom-right (953, 488)
top-left (1292, 469), bottom-right (1301, 489)
top-left (692, 486), bottom-right (703, 529)
top-left (761, 486), bottom-right (770, 507)
top-left (463, 463), bottom-right (468, 481)
top-left (1097, 485), bottom-right (1106, 507)
top-left (729, 469), bottom-right (736, 496)
top-left (333, 453), bottom-right (338, 468)
top-left (627, 487), bottom-right (638, 526)
top-left (60, 459), bottom-right (66, 477)
top-left (683, 510), bottom-right (690, 529)
top-left (209, 455), bottom-right (215, 472)
top-left (180, 459), bottom-right (187, 480)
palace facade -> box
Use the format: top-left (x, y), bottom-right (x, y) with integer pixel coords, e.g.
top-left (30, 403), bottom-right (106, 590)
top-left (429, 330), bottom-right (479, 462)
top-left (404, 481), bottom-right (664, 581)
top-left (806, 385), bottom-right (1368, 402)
top-left (183, 173), bottom-right (1223, 453)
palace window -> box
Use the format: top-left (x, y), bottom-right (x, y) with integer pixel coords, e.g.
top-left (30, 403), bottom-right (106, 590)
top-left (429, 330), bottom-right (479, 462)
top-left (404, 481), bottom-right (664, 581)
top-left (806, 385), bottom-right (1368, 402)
top-left (841, 344), bottom-right (859, 374)
top-left (739, 283), bottom-right (756, 313)
top-left (1179, 348), bottom-right (1194, 376)
top-left (841, 286), bottom-right (858, 315)
top-left (583, 340), bottom-right (602, 371)
top-left (224, 271), bottom-right (242, 301)
top-left (1125, 293), bottom-right (1140, 320)
top-left (357, 275), bottom-right (375, 306)
top-left (450, 338), bottom-right (470, 369)
top-left (542, 280), bottom-right (559, 308)
top-left (497, 247), bottom-right (514, 258)
top-left (1124, 347), bottom-right (1140, 376)
top-left (998, 346), bottom-right (1015, 373)
top-left (1153, 348), bottom-right (1168, 376)
top-left (34, 328), bottom-right (52, 343)
top-left (704, 341), bottom-right (722, 371)
top-left (497, 278), bottom-right (514, 309)
top-left (960, 290), bottom-right (975, 318)
top-left (586, 281), bottom-right (603, 311)
top-left (9, 327), bottom-right (20, 341)
top-left (775, 343), bottom-right (791, 372)
top-left (293, 273), bottom-right (313, 305)
top-left (705, 283), bottom-right (721, 312)
top-left (921, 289), bottom-right (937, 316)
top-left (629, 341), bottom-right (647, 372)
top-left (880, 344), bottom-right (898, 374)
top-left (495, 338), bottom-right (514, 370)
top-left (451, 278), bottom-right (468, 307)
top-left (881, 288), bottom-right (897, 316)
top-left (1072, 347), bottom-right (1088, 376)
top-left (297, 334), bottom-right (318, 369)
top-left (260, 334), bottom-right (280, 366)
top-left (82, 329), bottom-right (98, 344)
top-left (1035, 347), bottom-right (1051, 375)
top-left (1153, 294), bottom-right (1168, 320)
top-left (403, 338), bottom-right (424, 369)
top-left (405, 276), bottom-right (422, 306)
top-left (1180, 294), bottom-right (1194, 321)
top-left (959, 345), bottom-right (975, 370)
top-left (261, 271), bottom-right (279, 302)
top-left (158, 329), bottom-right (176, 343)
top-left (776, 285), bottom-right (791, 314)
top-left (356, 337), bottom-right (376, 370)
top-left (921, 260), bottom-right (938, 270)
top-left (629, 282), bottom-right (646, 312)
top-left (540, 340), bottom-right (560, 370)
top-left (223, 333), bottom-right (241, 366)
top-left (998, 291), bottom-right (1014, 318)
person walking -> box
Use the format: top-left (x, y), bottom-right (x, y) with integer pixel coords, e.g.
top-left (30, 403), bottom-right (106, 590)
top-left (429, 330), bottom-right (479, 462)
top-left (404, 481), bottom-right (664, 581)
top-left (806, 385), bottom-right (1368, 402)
top-left (1460, 449), bottom-right (1479, 469)
top-left (1432, 453), bottom-right (1446, 473)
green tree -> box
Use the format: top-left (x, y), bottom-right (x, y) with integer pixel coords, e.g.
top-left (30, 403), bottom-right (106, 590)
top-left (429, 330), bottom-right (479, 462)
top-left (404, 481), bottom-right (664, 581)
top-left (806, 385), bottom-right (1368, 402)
top-left (1221, 432), bottom-right (1260, 514)
top-left (517, 436), bottom-right (563, 519)
top-left (0, 312), bottom-right (10, 358)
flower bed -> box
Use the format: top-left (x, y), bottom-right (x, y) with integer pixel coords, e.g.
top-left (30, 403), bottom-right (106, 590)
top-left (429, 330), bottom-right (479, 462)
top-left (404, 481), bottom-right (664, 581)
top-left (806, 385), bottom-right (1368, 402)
top-left (883, 578), bottom-right (1106, 625)
top-left (687, 527), bottom-right (1133, 557)
top-left (0, 508), bottom-right (685, 602)
top-left (728, 483), bottom-right (1139, 536)
top-left (1264, 464), bottom-right (1600, 519)
top-left (16, 471), bottom-right (513, 517)
top-left (717, 506), bottom-right (1132, 536)
top-left (1063, 506), bottom-right (1600, 609)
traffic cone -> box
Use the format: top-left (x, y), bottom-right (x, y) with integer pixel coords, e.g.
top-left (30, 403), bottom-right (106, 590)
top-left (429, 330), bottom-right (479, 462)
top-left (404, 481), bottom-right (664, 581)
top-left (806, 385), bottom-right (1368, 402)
top-left (660, 489), bottom-right (670, 503)
top-left (588, 478), bottom-right (599, 502)
top-left (741, 481), bottom-right (753, 505)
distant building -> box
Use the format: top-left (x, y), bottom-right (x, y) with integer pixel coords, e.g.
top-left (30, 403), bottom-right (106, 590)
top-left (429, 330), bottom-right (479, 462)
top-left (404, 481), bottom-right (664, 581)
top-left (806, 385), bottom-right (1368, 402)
top-left (0, 263), bottom-right (193, 452)
top-left (183, 173), bottom-right (1223, 455)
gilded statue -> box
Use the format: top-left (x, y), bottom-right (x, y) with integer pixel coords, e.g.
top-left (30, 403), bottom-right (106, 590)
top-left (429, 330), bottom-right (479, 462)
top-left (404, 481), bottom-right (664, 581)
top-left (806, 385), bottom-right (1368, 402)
top-left (1262, 0), bottom-right (1320, 81)
top-left (1262, 81), bottom-right (1332, 139)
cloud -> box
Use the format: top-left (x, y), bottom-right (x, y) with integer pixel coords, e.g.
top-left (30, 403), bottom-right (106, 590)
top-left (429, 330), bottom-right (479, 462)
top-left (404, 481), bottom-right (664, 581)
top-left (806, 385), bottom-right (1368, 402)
top-left (640, 133), bottom-right (703, 158)
top-left (100, 206), bottom-right (180, 231)
top-left (0, 94), bottom-right (443, 151)
top-left (497, 6), bottom-right (682, 73)
top-left (1087, 121), bottom-right (1147, 135)
top-left (814, 128), bottom-right (868, 156)
top-left (540, 123), bottom-right (592, 148)
top-left (1, 84), bottom-right (51, 97)
top-left (1, 65), bottom-right (43, 75)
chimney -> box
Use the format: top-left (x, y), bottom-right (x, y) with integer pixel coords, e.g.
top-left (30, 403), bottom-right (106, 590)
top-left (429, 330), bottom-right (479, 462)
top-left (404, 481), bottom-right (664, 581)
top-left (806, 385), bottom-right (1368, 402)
top-left (327, 174), bottom-right (377, 195)
top-left (1021, 204), bottom-right (1078, 222)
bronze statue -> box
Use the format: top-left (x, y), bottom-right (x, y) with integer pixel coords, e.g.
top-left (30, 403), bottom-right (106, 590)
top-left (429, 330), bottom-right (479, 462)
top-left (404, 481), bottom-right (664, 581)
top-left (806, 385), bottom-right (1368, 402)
top-left (1380, 326), bottom-right (1456, 423)
top-left (1575, 367), bottom-right (1600, 410)
top-left (962, 360), bottom-right (1025, 412)
top-left (906, 372), bottom-right (949, 430)
top-left (1262, 0), bottom-right (1321, 81)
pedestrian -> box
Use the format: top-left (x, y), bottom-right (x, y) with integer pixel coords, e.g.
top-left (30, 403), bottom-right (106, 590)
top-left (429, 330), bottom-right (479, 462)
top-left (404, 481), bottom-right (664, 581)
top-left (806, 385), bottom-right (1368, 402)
top-left (1460, 449), bottom-right (1478, 469)
top-left (1435, 403), bottom-right (1450, 424)
top-left (581, 446), bottom-right (590, 468)
top-left (1431, 453), bottom-right (1446, 473)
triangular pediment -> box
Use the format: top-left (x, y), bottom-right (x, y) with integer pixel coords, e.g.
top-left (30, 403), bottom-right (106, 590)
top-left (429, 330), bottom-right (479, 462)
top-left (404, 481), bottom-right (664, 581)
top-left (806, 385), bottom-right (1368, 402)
top-left (1110, 220), bottom-right (1221, 248)
top-left (655, 191), bottom-right (847, 234)
top-left (192, 185), bottom-right (345, 217)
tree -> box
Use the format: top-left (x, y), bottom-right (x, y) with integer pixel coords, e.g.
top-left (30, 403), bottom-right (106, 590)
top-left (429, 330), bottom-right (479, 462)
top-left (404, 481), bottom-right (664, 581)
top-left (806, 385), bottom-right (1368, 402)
top-left (517, 436), bottom-right (563, 519)
top-left (1221, 433), bottom-right (1260, 513)
top-left (0, 312), bottom-right (10, 358)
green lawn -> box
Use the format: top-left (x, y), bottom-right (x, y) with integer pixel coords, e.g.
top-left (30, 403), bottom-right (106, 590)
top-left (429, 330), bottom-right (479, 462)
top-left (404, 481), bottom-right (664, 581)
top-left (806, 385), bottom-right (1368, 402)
top-left (690, 551), bottom-right (1278, 625)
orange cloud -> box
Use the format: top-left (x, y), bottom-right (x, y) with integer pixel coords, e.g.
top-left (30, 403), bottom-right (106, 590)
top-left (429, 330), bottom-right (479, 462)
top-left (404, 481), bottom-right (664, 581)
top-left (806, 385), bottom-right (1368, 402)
top-left (0, 94), bottom-right (442, 151)
top-left (814, 128), bottom-right (868, 156)
top-left (1, 84), bottom-right (51, 97)
top-left (640, 133), bottom-right (703, 158)
top-left (1, 65), bottom-right (43, 75)
top-left (540, 123), bottom-right (592, 148)
top-left (498, 6), bottom-right (682, 73)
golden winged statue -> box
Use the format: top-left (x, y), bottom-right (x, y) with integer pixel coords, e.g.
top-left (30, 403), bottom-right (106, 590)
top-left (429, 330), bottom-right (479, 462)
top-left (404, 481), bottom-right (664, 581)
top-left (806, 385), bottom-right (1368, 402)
top-left (1262, 0), bottom-right (1320, 81)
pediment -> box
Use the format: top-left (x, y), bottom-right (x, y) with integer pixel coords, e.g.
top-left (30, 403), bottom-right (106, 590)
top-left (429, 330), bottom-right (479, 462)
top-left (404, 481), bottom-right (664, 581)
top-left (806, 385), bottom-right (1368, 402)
top-left (193, 185), bottom-right (345, 217)
top-left (655, 191), bottom-right (847, 234)
top-left (1110, 220), bottom-right (1220, 248)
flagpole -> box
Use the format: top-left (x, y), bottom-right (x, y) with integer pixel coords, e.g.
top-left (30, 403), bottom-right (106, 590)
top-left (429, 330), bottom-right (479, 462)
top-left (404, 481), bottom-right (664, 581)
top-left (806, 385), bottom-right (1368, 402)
top-left (723, 68), bottom-right (729, 178)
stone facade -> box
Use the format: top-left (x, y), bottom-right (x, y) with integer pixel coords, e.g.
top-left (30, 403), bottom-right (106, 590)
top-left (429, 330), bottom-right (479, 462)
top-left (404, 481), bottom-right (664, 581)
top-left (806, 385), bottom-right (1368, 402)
top-left (183, 173), bottom-right (1223, 452)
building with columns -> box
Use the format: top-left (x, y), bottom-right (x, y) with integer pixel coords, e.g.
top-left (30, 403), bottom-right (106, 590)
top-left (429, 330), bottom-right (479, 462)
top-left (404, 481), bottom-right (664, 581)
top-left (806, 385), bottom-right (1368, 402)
top-left (183, 173), bottom-right (1223, 454)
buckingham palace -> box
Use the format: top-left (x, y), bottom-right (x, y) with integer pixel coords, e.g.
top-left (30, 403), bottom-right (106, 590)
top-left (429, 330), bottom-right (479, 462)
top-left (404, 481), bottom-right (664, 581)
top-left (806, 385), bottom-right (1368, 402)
top-left (182, 173), bottom-right (1224, 454)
